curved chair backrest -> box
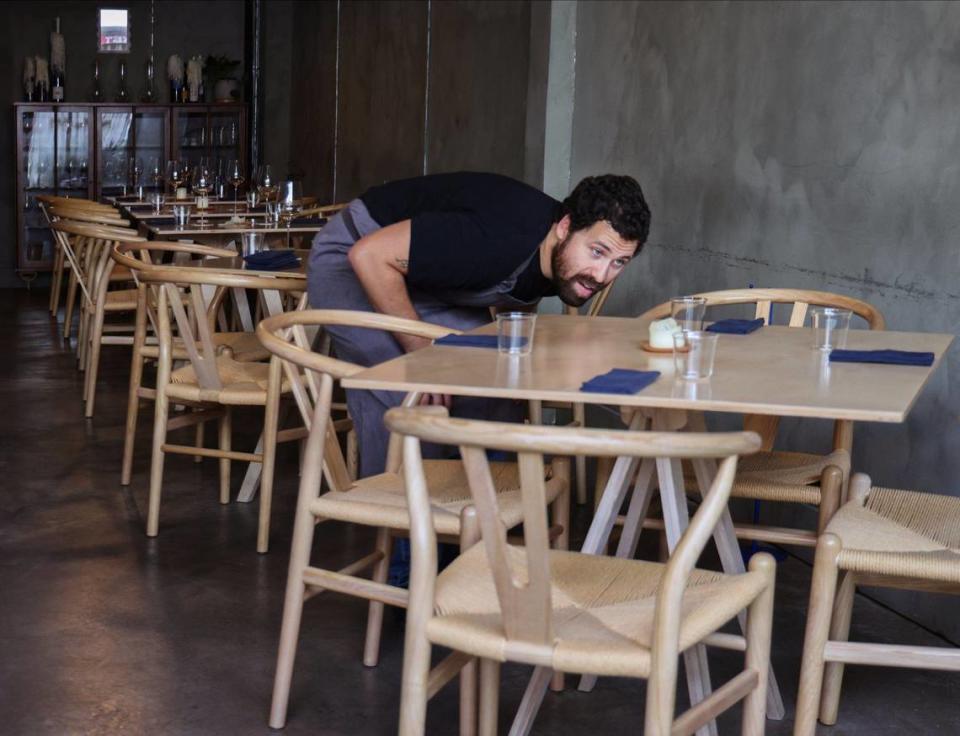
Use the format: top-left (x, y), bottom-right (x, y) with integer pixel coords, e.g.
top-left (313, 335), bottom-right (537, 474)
top-left (257, 309), bottom-right (460, 490)
top-left (386, 405), bottom-right (760, 679)
top-left (122, 248), bottom-right (304, 397)
top-left (49, 205), bottom-right (128, 227)
top-left (639, 288), bottom-right (885, 330)
top-left (36, 194), bottom-right (116, 213)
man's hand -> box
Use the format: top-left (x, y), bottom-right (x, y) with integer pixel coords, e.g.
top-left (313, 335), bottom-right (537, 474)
top-left (417, 393), bottom-right (452, 408)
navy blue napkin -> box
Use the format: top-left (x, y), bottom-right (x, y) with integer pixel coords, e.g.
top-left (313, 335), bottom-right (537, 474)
top-left (580, 369), bottom-right (661, 395)
top-left (435, 334), bottom-right (505, 349)
top-left (152, 217), bottom-right (177, 226)
top-left (706, 318), bottom-right (765, 335)
top-left (829, 349), bottom-right (934, 367)
top-left (243, 250), bottom-right (301, 271)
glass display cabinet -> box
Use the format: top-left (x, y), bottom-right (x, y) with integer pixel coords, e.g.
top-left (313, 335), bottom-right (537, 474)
top-left (13, 103), bottom-right (247, 274)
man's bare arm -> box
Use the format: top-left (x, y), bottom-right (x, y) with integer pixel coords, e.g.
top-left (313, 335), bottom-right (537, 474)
top-left (347, 220), bottom-right (432, 353)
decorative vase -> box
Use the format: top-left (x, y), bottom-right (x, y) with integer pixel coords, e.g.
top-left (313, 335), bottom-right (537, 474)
top-left (213, 79), bottom-right (240, 103)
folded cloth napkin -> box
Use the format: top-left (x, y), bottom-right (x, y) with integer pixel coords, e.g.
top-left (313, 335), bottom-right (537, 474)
top-left (243, 250), bottom-right (301, 270)
top-left (580, 368), bottom-right (661, 395)
top-left (435, 334), bottom-right (505, 349)
top-left (706, 318), bottom-right (765, 335)
top-left (829, 349), bottom-right (935, 366)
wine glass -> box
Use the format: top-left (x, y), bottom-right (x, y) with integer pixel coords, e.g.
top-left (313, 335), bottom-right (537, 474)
top-left (148, 156), bottom-right (164, 193)
top-left (256, 164), bottom-right (277, 203)
top-left (166, 159), bottom-right (184, 199)
top-left (278, 179), bottom-right (303, 248)
top-left (227, 159), bottom-right (245, 217)
top-left (128, 156), bottom-right (144, 199)
top-left (193, 159), bottom-right (212, 227)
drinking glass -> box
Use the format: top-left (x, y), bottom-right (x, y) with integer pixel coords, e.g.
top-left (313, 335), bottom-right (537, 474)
top-left (670, 296), bottom-right (707, 332)
top-left (172, 204), bottom-right (191, 229)
top-left (810, 307), bottom-right (852, 352)
top-left (166, 159), bottom-right (184, 199)
top-left (264, 201), bottom-right (281, 228)
top-left (128, 156), bottom-right (143, 198)
top-left (227, 159), bottom-right (245, 216)
top-left (241, 231), bottom-right (265, 257)
top-left (149, 192), bottom-right (165, 215)
top-left (256, 164), bottom-right (277, 202)
top-left (245, 191), bottom-right (259, 210)
top-left (148, 156), bottom-right (164, 193)
top-left (496, 312), bottom-right (536, 356)
top-left (278, 179), bottom-right (303, 247)
top-left (192, 159), bottom-right (212, 226)
top-left (673, 330), bottom-right (719, 380)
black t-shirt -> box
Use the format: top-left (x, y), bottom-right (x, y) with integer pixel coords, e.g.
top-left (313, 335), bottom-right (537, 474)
top-left (360, 172), bottom-right (560, 301)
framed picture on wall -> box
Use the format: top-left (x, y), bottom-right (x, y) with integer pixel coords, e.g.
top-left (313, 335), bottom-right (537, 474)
top-left (98, 8), bottom-right (131, 53)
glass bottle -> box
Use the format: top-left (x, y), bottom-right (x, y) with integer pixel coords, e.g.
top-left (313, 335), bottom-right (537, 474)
top-left (116, 60), bottom-right (129, 102)
top-left (92, 59), bottom-right (102, 102)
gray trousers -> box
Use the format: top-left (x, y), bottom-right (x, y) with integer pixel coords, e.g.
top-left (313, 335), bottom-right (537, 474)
top-left (307, 199), bottom-right (522, 477)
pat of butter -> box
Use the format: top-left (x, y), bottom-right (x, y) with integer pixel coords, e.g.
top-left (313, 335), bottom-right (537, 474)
top-left (649, 317), bottom-right (681, 349)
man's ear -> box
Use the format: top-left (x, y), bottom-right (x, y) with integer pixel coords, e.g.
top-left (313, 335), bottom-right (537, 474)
top-left (555, 214), bottom-right (571, 241)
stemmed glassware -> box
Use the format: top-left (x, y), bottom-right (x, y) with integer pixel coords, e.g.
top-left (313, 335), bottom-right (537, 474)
top-left (278, 179), bottom-right (303, 248)
top-left (193, 159), bottom-right (212, 227)
top-left (256, 164), bottom-right (277, 203)
top-left (128, 156), bottom-right (144, 199)
top-left (148, 156), bottom-right (164, 194)
top-left (166, 159), bottom-right (184, 199)
top-left (227, 159), bottom-right (245, 217)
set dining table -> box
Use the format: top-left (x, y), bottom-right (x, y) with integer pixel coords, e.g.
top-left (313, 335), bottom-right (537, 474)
top-left (342, 313), bottom-right (953, 735)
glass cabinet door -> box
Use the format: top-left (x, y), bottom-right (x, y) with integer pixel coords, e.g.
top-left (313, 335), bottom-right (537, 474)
top-left (134, 109), bottom-right (168, 194)
top-left (209, 109), bottom-right (243, 179)
top-left (20, 108), bottom-right (57, 267)
top-left (56, 109), bottom-right (91, 196)
top-left (174, 108), bottom-right (209, 169)
top-left (98, 108), bottom-right (134, 199)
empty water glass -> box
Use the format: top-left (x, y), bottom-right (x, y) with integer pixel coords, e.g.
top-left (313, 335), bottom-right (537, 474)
top-left (497, 312), bottom-right (536, 356)
top-left (149, 192), bottom-right (165, 214)
top-left (671, 296), bottom-right (707, 331)
top-left (246, 191), bottom-right (259, 209)
top-left (810, 307), bottom-right (852, 352)
top-left (172, 204), bottom-right (191, 229)
top-left (264, 201), bottom-right (281, 227)
top-left (241, 231), bottom-right (265, 257)
top-left (673, 330), bottom-right (719, 380)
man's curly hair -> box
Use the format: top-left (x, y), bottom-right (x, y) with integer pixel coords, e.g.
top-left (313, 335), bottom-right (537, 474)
top-left (559, 175), bottom-right (651, 247)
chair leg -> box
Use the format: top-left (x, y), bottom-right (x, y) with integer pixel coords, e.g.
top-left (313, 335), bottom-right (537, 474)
top-left (219, 408), bottom-right (232, 505)
top-left (121, 351), bottom-right (145, 486)
top-left (816, 465), bottom-right (844, 535)
top-left (594, 455), bottom-right (614, 512)
top-left (794, 534), bottom-right (842, 736)
top-left (346, 427), bottom-right (359, 481)
top-left (550, 458), bottom-right (571, 692)
top-left (257, 361), bottom-right (283, 553)
top-left (194, 417), bottom-right (205, 463)
top-left (77, 301), bottom-right (90, 367)
top-left (479, 659), bottom-right (501, 736)
top-left (363, 527), bottom-right (393, 666)
top-left (460, 507), bottom-right (480, 736)
top-left (83, 306), bottom-right (106, 417)
top-left (63, 270), bottom-right (78, 340)
top-left (572, 402), bottom-right (587, 505)
top-left (146, 389), bottom-right (170, 538)
top-left (819, 570), bottom-right (857, 725)
top-left (741, 553), bottom-right (775, 736)
top-left (49, 246), bottom-right (63, 315)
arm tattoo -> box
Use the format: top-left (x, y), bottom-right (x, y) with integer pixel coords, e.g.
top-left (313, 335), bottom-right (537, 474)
top-left (395, 258), bottom-right (409, 270)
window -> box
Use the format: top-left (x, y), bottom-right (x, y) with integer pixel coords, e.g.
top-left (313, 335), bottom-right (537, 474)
top-left (98, 8), bottom-right (130, 53)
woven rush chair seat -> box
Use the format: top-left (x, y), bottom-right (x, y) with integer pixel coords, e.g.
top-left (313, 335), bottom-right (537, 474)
top-left (140, 331), bottom-right (269, 364)
top-left (427, 543), bottom-right (769, 678)
top-left (168, 354), bottom-right (292, 405)
top-left (824, 485), bottom-right (960, 582)
top-left (103, 288), bottom-right (139, 310)
top-left (795, 475), bottom-right (960, 735)
top-left (311, 460), bottom-right (562, 537)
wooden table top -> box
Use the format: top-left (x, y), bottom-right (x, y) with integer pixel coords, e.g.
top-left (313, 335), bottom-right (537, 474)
top-left (342, 315), bottom-right (953, 423)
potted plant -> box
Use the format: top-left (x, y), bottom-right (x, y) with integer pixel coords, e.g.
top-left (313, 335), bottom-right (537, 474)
top-left (206, 55), bottom-right (241, 102)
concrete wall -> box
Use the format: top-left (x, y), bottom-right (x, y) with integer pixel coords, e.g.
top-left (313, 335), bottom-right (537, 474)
top-left (568, 0), bottom-right (960, 637)
top-left (0, 0), bottom-right (246, 287)
top-left (287, 0), bottom-right (538, 203)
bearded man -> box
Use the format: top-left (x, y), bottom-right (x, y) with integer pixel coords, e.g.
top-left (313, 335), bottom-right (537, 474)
top-left (307, 171), bottom-right (651, 477)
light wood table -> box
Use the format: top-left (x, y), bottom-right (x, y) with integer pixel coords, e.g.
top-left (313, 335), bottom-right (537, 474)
top-left (194, 251), bottom-right (308, 504)
top-left (343, 314), bottom-right (952, 735)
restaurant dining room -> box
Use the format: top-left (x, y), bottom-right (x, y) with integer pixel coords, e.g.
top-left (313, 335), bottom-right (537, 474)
top-left (4, 0), bottom-right (960, 734)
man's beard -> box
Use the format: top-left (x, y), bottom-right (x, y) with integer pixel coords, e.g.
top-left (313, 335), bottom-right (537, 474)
top-left (551, 237), bottom-right (602, 306)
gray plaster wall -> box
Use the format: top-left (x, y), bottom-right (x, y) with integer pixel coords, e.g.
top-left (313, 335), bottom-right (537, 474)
top-left (569, 0), bottom-right (960, 637)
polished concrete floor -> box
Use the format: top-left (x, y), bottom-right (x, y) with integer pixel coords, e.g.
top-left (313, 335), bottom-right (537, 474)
top-left (2, 289), bottom-right (958, 735)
